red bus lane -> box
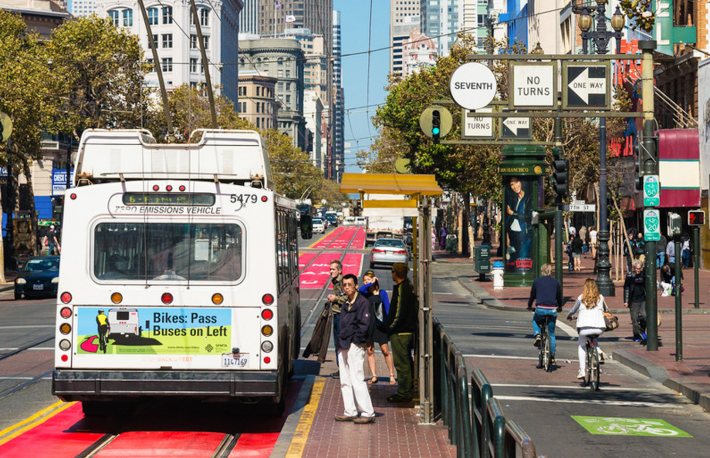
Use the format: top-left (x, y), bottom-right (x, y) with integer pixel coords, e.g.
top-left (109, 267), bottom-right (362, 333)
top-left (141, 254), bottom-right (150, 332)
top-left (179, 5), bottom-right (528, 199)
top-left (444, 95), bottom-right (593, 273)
top-left (299, 252), bottom-right (342, 290)
top-left (349, 226), bottom-right (366, 249)
top-left (309, 226), bottom-right (344, 249)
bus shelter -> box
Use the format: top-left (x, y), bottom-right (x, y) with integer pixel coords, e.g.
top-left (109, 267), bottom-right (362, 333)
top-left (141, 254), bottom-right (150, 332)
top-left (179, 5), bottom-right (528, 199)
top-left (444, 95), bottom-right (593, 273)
top-left (339, 173), bottom-right (442, 424)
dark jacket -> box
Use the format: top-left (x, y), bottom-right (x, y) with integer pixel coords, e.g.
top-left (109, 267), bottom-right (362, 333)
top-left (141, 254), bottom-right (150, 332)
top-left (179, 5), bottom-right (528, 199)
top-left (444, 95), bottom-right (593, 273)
top-left (387, 279), bottom-right (417, 334)
top-left (571, 237), bottom-right (584, 254)
top-left (527, 276), bottom-right (562, 310)
top-left (302, 302), bottom-right (333, 363)
top-left (338, 293), bottom-right (371, 349)
top-left (330, 274), bottom-right (347, 314)
top-left (623, 272), bottom-right (646, 303)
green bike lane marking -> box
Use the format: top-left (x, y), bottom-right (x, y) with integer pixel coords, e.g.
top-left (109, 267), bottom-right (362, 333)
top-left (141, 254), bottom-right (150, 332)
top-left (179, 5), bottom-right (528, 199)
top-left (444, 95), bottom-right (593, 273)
top-left (573, 416), bottom-right (692, 437)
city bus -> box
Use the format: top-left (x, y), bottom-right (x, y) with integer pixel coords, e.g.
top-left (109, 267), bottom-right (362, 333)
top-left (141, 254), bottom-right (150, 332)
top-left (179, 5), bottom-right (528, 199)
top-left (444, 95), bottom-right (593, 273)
top-left (52, 129), bottom-right (301, 414)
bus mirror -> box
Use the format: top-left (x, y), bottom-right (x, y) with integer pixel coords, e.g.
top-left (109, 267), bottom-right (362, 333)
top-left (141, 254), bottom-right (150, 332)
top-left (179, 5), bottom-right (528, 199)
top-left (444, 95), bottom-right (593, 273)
top-left (300, 214), bottom-right (313, 240)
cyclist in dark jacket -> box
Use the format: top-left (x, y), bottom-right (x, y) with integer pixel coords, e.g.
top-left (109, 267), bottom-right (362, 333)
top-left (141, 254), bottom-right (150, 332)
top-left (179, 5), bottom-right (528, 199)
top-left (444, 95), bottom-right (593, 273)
top-left (528, 263), bottom-right (563, 364)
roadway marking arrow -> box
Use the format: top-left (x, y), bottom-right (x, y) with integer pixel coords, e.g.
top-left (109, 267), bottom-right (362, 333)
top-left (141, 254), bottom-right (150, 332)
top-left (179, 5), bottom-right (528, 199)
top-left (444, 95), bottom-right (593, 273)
top-left (569, 67), bottom-right (606, 104)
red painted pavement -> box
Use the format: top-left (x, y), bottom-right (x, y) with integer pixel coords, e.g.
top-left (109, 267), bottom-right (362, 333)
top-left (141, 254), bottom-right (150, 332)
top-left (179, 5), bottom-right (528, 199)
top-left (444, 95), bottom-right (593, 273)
top-left (94, 431), bottom-right (226, 457)
top-left (311, 227), bottom-right (345, 249)
top-left (298, 252), bottom-right (317, 271)
top-left (341, 253), bottom-right (363, 279)
top-left (0, 403), bottom-right (105, 458)
top-left (228, 432), bottom-right (279, 458)
top-left (326, 226), bottom-right (357, 250)
top-left (349, 227), bottom-right (366, 250)
top-left (300, 253), bottom-right (342, 290)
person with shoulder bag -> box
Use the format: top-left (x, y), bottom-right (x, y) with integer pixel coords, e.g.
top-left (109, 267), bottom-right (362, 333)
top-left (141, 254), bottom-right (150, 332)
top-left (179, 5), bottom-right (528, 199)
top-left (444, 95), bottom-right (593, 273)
top-left (567, 279), bottom-right (608, 379)
top-left (358, 270), bottom-right (396, 385)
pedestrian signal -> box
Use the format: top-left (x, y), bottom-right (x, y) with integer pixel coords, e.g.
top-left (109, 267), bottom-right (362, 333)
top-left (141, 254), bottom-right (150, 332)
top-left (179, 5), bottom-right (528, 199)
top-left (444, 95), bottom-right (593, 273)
top-left (688, 210), bottom-right (705, 226)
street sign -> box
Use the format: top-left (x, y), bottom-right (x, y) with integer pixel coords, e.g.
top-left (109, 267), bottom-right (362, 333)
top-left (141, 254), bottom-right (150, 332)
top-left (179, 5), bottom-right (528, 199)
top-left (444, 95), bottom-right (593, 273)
top-left (509, 62), bottom-right (556, 109)
top-left (568, 203), bottom-right (596, 212)
top-left (449, 63), bottom-right (497, 110)
top-left (643, 209), bottom-right (661, 241)
top-left (562, 62), bottom-right (611, 110)
top-left (420, 106), bottom-right (453, 138)
top-left (500, 116), bottom-right (531, 140)
top-left (643, 175), bottom-right (660, 207)
top-left (0, 112), bottom-right (12, 142)
top-left (461, 108), bottom-right (494, 139)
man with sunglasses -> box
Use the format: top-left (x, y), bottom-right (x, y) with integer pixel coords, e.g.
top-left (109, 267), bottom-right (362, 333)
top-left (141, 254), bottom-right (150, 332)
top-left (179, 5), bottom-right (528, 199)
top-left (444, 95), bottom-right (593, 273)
top-left (623, 259), bottom-right (648, 343)
top-left (327, 260), bottom-right (347, 378)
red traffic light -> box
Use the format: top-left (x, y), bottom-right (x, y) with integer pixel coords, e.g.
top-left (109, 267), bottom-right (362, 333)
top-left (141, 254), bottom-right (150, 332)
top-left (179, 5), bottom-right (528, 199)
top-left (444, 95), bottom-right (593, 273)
top-left (688, 210), bottom-right (705, 226)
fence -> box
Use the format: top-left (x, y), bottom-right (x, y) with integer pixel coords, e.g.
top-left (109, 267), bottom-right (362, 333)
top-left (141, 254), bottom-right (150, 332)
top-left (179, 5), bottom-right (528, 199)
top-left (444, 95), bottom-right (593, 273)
top-left (434, 318), bottom-right (542, 458)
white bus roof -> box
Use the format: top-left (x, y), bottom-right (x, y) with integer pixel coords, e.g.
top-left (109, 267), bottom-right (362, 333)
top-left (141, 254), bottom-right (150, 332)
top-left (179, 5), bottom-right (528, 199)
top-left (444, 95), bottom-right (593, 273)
top-left (74, 129), bottom-right (273, 190)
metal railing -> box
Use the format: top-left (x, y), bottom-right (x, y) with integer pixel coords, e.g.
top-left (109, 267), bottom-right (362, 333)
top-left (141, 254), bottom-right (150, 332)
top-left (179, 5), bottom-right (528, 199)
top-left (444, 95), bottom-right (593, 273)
top-left (434, 318), bottom-right (541, 458)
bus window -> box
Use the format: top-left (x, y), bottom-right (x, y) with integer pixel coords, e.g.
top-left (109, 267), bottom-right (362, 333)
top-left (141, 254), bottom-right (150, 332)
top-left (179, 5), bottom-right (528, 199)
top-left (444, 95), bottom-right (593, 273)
top-left (93, 222), bottom-right (243, 282)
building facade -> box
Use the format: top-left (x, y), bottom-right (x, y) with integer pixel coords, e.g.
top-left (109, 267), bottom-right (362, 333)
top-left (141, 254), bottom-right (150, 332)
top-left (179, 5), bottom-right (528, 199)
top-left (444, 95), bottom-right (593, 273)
top-left (238, 0), bottom-right (258, 34)
top-left (332, 9), bottom-right (344, 181)
top-left (237, 71), bottom-right (278, 130)
top-left (402, 31), bottom-right (436, 78)
top-left (390, 0), bottom-right (420, 76)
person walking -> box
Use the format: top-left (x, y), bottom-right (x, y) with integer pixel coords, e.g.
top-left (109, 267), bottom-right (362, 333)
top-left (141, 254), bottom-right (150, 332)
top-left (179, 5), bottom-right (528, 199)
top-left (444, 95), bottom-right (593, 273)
top-left (656, 233), bottom-right (667, 268)
top-left (327, 260), bottom-right (348, 379)
top-left (46, 225), bottom-right (60, 256)
top-left (571, 232), bottom-right (584, 271)
top-left (623, 231), bottom-right (637, 274)
top-left (567, 279), bottom-right (607, 379)
top-left (358, 270), bottom-right (396, 386)
top-left (387, 262), bottom-right (417, 403)
top-left (666, 238), bottom-right (675, 265)
top-left (333, 274), bottom-right (376, 424)
top-left (528, 263), bottom-right (563, 365)
top-left (439, 225), bottom-right (447, 250)
top-left (623, 259), bottom-right (648, 343)
top-left (579, 226), bottom-right (588, 255)
top-left (681, 235), bottom-right (691, 268)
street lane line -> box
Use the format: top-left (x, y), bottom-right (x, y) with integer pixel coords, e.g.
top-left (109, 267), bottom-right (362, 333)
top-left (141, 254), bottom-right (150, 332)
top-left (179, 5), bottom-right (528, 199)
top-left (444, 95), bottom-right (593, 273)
top-left (0, 325), bottom-right (54, 329)
top-left (284, 376), bottom-right (326, 458)
top-left (495, 395), bottom-right (684, 409)
top-left (491, 383), bottom-right (658, 392)
top-left (0, 401), bottom-right (75, 446)
top-left (463, 354), bottom-right (539, 361)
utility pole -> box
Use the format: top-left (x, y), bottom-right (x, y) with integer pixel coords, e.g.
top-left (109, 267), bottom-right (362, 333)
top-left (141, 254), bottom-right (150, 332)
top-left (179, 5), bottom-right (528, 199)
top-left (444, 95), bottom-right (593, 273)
top-left (553, 106), bottom-right (564, 298)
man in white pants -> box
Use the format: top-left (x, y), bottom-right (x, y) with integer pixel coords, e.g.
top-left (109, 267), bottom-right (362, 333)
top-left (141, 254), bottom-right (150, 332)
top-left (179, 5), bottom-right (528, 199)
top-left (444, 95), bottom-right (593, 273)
top-left (334, 274), bottom-right (375, 424)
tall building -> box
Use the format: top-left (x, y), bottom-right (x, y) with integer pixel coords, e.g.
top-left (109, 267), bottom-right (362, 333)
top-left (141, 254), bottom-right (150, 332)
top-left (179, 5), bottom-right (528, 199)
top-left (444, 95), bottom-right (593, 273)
top-left (421, 0), bottom-right (460, 57)
top-left (389, 0), bottom-right (420, 76)
top-left (67, 0), bottom-right (95, 18)
top-left (238, 0), bottom-right (259, 34)
top-left (96, 0), bottom-right (243, 104)
top-left (237, 71), bottom-right (278, 130)
top-left (402, 31), bottom-right (436, 78)
top-left (332, 10), bottom-right (344, 181)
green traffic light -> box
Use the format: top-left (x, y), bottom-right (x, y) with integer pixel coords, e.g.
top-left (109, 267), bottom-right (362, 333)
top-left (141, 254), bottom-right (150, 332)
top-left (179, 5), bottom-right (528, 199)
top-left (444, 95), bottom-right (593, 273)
top-left (432, 127), bottom-right (440, 135)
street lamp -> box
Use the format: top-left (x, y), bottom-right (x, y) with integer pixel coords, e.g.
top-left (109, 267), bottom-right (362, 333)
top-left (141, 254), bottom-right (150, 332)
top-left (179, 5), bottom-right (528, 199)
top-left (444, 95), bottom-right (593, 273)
top-left (578, 0), bottom-right (625, 297)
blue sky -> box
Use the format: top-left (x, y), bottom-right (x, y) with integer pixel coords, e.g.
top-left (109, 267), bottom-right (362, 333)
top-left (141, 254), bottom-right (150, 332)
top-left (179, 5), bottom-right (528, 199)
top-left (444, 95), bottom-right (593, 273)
top-left (333, 1), bottom-right (390, 173)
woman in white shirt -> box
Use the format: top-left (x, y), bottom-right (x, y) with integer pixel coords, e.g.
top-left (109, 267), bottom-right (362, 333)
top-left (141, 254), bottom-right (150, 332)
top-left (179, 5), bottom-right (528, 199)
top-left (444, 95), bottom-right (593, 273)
top-left (567, 279), bottom-right (607, 379)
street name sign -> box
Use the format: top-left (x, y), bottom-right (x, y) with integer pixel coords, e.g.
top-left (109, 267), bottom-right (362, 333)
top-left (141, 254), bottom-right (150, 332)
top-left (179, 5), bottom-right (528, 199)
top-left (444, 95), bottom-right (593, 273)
top-left (501, 116), bottom-right (531, 140)
top-left (562, 62), bottom-right (611, 110)
top-left (568, 203), bottom-right (596, 212)
top-left (643, 175), bottom-right (660, 207)
top-left (462, 108), bottom-right (494, 139)
top-left (643, 209), bottom-right (661, 241)
top-left (450, 63), bottom-right (497, 110)
top-left (509, 62), bottom-right (556, 109)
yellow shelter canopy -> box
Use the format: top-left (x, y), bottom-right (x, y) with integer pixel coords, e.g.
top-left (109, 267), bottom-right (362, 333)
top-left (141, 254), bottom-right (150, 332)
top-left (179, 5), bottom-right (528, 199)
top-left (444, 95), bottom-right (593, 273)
top-left (339, 173), bottom-right (443, 196)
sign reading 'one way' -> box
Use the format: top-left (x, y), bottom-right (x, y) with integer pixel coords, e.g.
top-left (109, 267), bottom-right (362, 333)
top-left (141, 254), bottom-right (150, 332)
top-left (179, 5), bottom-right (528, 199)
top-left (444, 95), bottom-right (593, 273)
top-left (563, 62), bottom-right (611, 110)
top-left (501, 116), bottom-right (531, 140)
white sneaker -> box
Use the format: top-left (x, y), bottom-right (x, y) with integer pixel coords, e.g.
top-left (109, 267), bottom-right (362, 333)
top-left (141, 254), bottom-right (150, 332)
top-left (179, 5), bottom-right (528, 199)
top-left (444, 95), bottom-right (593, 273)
top-left (577, 369), bottom-right (585, 379)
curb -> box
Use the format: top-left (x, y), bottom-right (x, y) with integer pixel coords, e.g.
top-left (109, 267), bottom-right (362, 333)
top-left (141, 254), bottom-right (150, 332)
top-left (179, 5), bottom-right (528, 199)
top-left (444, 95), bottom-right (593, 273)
top-left (458, 278), bottom-right (523, 312)
top-left (0, 285), bottom-right (13, 293)
top-left (613, 349), bottom-right (710, 412)
top-left (270, 374), bottom-right (315, 458)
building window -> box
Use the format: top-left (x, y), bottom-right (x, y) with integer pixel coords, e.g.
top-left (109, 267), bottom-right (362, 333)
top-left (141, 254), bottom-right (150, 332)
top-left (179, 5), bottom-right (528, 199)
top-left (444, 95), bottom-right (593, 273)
top-left (147, 58), bottom-right (155, 72)
top-left (200, 8), bottom-right (209, 26)
top-left (122, 9), bottom-right (133, 27)
top-left (190, 58), bottom-right (198, 73)
top-left (109, 10), bottom-right (119, 27)
top-left (162, 34), bottom-right (173, 48)
top-left (162, 58), bottom-right (173, 72)
top-left (190, 35), bottom-right (197, 49)
top-left (203, 36), bottom-right (209, 49)
top-left (147, 7), bottom-right (158, 25)
top-left (162, 6), bottom-right (173, 24)
top-left (147, 34), bottom-right (158, 48)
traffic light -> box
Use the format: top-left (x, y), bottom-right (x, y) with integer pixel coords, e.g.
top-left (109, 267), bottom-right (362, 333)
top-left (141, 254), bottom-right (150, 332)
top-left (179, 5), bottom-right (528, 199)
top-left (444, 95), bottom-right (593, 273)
top-left (633, 138), bottom-right (644, 191)
top-left (552, 159), bottom-right (568, 198)
top-left (688, 210), bottom-right (705, 226)
top-left (431, 109), bottom-right (441, 144)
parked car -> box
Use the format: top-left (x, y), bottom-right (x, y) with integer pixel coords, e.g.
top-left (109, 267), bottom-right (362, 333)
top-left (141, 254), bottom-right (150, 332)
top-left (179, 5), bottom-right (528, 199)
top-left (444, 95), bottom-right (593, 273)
top-left (15, 256), bottom-right (60, 300)
top-left (369, 238), bottom-right (409, 268)
top-left (312, 218), bottom-right (326, 234)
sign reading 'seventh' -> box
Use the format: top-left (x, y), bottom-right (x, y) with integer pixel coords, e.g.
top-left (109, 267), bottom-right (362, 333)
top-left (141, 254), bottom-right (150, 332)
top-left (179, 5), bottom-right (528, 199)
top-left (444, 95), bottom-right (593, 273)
top-left (449, 63), bottom-right (497, 110)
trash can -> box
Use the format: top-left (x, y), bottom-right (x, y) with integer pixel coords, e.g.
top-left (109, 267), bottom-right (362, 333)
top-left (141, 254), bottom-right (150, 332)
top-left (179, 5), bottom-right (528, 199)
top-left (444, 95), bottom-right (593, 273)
top-left (474, 245), bottom-right (491, 279)
top-left (446, 234), bottom-right (458, 254)
top-left (492, 261), bottom-right (505, 290)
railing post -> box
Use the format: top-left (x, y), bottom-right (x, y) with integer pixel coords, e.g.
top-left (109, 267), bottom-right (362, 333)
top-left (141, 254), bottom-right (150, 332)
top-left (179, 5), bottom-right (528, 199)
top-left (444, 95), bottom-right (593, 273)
top-left (458, 359), bottom-right (475, 458)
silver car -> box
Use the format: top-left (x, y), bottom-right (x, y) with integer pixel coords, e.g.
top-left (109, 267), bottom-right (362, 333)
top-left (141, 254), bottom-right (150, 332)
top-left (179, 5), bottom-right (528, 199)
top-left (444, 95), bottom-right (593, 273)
top-left (369, 238), bottom-right (408, 268)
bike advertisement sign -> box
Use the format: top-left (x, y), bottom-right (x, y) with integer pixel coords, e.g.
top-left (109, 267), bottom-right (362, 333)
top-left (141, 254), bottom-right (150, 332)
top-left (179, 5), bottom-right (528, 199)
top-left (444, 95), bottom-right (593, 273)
top-left (572, 416), bottom-right (692, 437)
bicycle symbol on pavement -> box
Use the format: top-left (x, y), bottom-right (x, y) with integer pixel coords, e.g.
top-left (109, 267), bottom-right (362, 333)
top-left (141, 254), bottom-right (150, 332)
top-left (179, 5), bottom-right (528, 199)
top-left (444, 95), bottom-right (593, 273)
top-left (572, 416), bottom-right (692, 437)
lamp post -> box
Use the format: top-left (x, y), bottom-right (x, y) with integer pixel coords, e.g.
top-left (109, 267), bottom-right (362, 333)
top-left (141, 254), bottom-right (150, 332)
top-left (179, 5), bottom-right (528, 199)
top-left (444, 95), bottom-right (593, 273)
top-left (578, 0), bottom-right (625, 297)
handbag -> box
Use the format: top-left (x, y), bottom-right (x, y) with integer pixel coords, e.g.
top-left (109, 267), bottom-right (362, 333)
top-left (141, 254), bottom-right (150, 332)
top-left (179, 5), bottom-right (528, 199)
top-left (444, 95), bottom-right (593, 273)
top-left (602, 300), bottom-right (619, 332)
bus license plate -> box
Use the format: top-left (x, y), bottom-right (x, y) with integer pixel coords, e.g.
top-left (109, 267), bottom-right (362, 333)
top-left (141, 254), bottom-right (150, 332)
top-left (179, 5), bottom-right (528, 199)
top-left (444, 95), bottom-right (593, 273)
top-left (222, 354), bottom-right (248, 368)
top-left (33, 284), bottom-right (44, 290)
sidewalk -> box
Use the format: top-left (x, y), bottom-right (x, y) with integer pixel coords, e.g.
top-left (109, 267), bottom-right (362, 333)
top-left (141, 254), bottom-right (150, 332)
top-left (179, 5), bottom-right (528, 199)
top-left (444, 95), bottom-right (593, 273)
top-left (437, 245), bottom-right (710, 412)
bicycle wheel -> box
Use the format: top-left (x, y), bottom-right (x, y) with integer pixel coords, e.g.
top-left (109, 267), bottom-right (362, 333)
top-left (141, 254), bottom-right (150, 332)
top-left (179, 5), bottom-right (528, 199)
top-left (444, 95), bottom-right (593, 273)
top-left (543, 332), bottom-right (552, 372)
top-left (584, 343), bottom-right (592, 387)
top-left (591, 345), bottom-right (601, 391)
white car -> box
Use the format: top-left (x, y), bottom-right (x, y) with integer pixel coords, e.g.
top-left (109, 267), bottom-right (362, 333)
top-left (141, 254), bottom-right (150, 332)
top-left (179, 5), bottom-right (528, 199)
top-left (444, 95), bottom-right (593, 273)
top-left (369, 238), bottom-right (409, 268)
top-left (312, 218), bottom-right (326, 233)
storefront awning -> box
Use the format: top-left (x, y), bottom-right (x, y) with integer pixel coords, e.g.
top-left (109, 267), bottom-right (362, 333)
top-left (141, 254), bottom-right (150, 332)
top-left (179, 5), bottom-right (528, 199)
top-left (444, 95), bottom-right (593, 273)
top-left (339, 173), bottom-right (443, 196)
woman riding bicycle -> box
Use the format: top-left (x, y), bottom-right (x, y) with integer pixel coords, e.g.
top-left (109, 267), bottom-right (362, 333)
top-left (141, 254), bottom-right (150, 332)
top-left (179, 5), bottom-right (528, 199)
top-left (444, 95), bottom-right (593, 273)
top-left (567, 279), bottom-right (607, 379)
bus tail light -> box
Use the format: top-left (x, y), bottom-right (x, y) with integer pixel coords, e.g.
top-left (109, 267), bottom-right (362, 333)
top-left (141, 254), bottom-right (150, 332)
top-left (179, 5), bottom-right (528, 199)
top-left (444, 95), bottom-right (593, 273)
top-left (261, 341), bottom-right (273, 353)
top-left (261, 325), bottom-right (273, 337)
top-left (179, 185), bottom-right (186, 191)
top-left (61, 355), bottom-right (68, 362)
top-left (161, 292), bottom-right (173, 304)
top-left (59, 340), bottom-right (71, 351)
top-left (111, 292), bottom-right (123, 304)
top-left (60, 292), bottom-right (72, 304)
top-left (60, 307), bottom-right (72, 319)
top-left (262, 294), bottom-right (274, 305)
top-left (60, 323), bottom-right (71, 335)
top-left (264, 356), bottom-right (271, 364)
top-left (261, 309), bottom-right (273, 320)
top-left (212, 293), bottom-right (224, 305)
top-left (261, 196), bottom-right (268, 202)
top-left (70, 193), bottom-right (77, 200)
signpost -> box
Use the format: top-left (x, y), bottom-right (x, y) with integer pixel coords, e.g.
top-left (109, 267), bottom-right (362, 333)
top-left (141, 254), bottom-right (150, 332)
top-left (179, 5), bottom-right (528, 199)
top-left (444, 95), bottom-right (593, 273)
top-left (462, 108), bottom-right (494, 139)
top-left (643, 175), bottom-right (660, 207)
top-left (501, 116), bottom-right (531, 140)
top-left (562, 62), bottom-right (611, 109)
top-left (449, 62), bottom-right (497, 110)
top-left (643, 209), bottom-right (661, 241)
top-left (509, 63), bottom-right (556, 109)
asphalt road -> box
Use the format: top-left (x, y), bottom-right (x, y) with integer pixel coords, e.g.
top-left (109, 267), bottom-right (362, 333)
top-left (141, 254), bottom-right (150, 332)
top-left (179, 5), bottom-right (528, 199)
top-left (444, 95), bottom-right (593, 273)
top-left (431, 264), bottom-right (710, 457)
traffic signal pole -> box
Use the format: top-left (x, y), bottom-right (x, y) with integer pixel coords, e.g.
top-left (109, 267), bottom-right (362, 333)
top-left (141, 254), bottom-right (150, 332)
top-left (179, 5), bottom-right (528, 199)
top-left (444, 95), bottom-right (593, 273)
top-left (553, 111), bottom-right (564, 298)
top-left (639, 40), bottom-right (658, 351)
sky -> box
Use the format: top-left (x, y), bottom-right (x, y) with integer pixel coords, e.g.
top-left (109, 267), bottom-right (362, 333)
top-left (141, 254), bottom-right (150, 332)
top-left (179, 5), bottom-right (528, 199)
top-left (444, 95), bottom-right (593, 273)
top-left (333, 1), bottom-right (391, 173)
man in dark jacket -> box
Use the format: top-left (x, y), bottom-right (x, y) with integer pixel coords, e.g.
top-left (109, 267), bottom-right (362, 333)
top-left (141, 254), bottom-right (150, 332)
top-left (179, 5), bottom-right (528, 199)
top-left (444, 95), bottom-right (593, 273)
top-left (387, 262), bottom-right (417, 403)
top-left (327, 260), bottom-right (348, 378)
top-left (623, 259), bottom-right (647, 343)
top-left (334, 274), bottom-right (375, 424)
top-left (528, 263), bottom-right (563, 365)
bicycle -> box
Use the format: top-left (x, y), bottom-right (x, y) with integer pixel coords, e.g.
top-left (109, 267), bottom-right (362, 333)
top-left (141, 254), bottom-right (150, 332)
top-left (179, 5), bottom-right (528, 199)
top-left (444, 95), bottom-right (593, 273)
top-left (536, 315), bottom-right (554, 372)
top-left (584, 334), bottom-right (601, 391)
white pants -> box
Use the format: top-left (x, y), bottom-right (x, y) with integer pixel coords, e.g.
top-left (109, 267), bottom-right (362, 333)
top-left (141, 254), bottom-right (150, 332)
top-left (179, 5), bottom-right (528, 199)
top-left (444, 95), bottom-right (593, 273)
top-left (578, 328), bottom-right (604, 371)
top-left (338, 342), bottom-right (375, 418)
